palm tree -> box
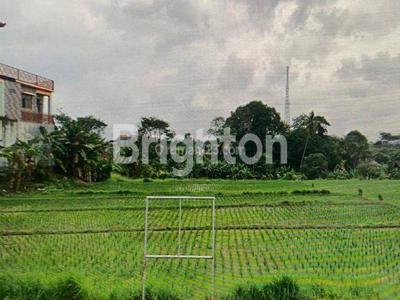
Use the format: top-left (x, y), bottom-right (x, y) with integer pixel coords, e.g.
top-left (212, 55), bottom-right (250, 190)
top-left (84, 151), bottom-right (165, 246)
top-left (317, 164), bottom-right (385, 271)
top-left (293, 111), bottom-right (330, 168)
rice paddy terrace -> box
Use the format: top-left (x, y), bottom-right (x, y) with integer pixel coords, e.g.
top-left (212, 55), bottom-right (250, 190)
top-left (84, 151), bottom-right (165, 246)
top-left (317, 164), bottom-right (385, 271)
top-left (1, 177), bottom-right (400, 299)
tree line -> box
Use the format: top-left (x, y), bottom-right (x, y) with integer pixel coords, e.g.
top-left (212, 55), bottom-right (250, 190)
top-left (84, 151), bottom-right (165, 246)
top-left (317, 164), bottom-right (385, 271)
top-left (116, 101), bottom-right (400, 180)
top-left (1, 100), bottom-right (399, 191)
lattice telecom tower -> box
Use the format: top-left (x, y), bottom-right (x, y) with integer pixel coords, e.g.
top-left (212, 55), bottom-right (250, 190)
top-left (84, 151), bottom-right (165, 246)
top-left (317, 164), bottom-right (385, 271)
top-left (284, 66), bottom-right (290, 125)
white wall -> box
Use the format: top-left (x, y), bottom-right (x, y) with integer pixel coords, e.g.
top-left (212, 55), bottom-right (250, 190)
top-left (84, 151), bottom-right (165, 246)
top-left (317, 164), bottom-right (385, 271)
top-left (0, 119), bottom-right (17, 147)
top-left (18, 122), bottom-right (54, 142)
top-left (0, 120), bottom-right (54, 147)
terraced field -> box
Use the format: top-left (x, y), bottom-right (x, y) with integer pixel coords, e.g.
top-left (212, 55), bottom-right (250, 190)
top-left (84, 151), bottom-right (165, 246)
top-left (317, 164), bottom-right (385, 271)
top-left (1, 178), bottom-right (400, 299)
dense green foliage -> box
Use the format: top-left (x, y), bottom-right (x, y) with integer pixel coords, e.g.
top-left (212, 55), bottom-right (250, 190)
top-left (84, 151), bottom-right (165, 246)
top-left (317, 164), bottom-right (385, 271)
top-left (301, 153), bottom-right (329, 179)
top-left (224, 101), bottom-right (287, 160)
top-left (42, 114), bottom-right (112, 182)
top-left (0, 139), bottom-right (50, 191)
top-left (0, 114), bottom-right (112, 191)
top-left (224, 277), bottom-right (304, 300)
top-left (116, 101), bottom-right (400, 180)
top-left (371, 133), bottom-right (400, 179)
top-left (1, 101), bottom-right (400, 185)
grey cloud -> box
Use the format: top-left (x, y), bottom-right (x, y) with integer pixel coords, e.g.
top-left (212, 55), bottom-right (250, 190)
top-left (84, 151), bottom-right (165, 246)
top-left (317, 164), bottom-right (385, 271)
top-left (282, 1), bottom-right (400, 63)
top-left (336, 52), bottom-right (400, 87)
top-left (265, 60), bottom-right (299, 87)
top-left (218, 54), bottom-right (255, 90)
top-left (239, 0), bottom-right (280, 31)
top-left (289, 0), bottom-right (332, 30)
top-left (163, 0), bottom-right (209, 29)
top-left (314, 8), bottom-right (348, 37)
top-left (91, 0), bottom-right (209, 52)
top-left (233, 0), bottom-right (329, 34)
top-left (315, 1), bottom-right (400, 38)
top-left (0, 0), bottom-right (399, 139)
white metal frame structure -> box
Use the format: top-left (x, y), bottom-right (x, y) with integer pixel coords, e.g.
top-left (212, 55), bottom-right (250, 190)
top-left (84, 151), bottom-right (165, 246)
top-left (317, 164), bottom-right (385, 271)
top-left (141, 196), bottom-right (216, 300)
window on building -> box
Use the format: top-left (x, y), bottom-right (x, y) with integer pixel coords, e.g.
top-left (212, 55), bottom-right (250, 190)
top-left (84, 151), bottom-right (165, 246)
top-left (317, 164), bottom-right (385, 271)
top-left (21, 94), bottom-right (33, 110)
top-left (36, 95), bottom-right (43, 113)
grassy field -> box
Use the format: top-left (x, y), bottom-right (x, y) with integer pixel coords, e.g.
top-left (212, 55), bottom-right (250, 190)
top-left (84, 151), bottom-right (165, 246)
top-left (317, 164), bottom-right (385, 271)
top-left (1, 176), bottom-right (400, 299)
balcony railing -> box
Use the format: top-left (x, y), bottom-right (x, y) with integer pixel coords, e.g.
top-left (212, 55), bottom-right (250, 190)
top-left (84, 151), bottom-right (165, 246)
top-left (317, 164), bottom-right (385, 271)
top-left (0, 62), bottom-right (54, 91)
top-left (21, 111), bottom-right (54, 124)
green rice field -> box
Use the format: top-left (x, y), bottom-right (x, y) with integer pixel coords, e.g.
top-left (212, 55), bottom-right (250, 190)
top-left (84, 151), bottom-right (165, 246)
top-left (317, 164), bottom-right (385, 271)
top-left (1, 176), bottom-right (400, 299)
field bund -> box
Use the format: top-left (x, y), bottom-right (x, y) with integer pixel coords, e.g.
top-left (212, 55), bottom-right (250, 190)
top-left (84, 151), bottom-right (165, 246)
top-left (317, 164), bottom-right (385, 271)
top-left (1, 178), bottom-right (400, 299)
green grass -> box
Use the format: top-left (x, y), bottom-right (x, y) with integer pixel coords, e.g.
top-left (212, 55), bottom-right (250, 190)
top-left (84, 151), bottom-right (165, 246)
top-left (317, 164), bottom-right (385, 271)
top-left (1, 177), bottom-right (400, 299)
top-left (2, 202), bottom-right (400, 235)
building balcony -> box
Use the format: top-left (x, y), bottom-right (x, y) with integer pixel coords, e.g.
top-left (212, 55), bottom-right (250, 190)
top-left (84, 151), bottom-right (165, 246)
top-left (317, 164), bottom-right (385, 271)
top-left (21, 110), bottom-right (54, 125)
top-left (0, 62), bottom-right (54, 92)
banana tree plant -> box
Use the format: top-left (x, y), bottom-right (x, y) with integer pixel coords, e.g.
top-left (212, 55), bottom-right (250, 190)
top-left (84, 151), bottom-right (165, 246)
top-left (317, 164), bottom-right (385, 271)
top-left (0, 139), bottom-right (46, 191)
top-left (41, 114), bottom-right (111, 182)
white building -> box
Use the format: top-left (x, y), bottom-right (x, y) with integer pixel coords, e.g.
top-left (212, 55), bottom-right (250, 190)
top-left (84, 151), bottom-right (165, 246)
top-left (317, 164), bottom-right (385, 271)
top-left (0, 62), bottom-right (54, 147)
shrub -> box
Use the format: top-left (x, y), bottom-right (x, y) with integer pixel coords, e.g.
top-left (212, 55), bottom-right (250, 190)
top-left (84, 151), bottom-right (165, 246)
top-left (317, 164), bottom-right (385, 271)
top-left (0, 276), bottom-right (85, 300)
top-left (357, 161), bottom-right (386, 179)
top-left (292, 190), bottom-right (330, 195)
top-left (0, 276), bottom-right (182, 300)
top-left (327, 164), bottom-right (352, 179)
top-left (301, 153), bottom-right (329, 179)
top-left (280, 169), bottom-right (302, 180)
top-left (53, 277), bottom-right (86, 300)
top-left (232, 165), bottom-right (254, 179)
top-left (224, 276), bottom-right (306, 300)
top-left (0, 276), bottom-right (46, 300)
top-left (389, 168), bottom-right (400, 179)
top-left (0, 139), bottom-right (51, 191)
top-left (206, 161), bottom-right (232, 179)
top-left (141, 165), bottom-right (157, 179)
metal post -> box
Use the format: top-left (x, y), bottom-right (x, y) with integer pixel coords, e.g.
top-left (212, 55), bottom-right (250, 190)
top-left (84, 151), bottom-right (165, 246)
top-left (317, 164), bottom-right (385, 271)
top-left (178, 198), bottom-right (182, 255)
top-left (141, 196), bottom-right (216, 300)
top-left (211, 197), bottom-right (216, 300)
top-left (142, 197), bottom-right (149, 300)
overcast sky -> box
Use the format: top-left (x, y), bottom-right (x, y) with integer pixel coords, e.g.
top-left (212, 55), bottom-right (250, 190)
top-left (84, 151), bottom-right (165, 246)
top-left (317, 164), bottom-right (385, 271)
top-left (1, 0), bottom-right (399, 139)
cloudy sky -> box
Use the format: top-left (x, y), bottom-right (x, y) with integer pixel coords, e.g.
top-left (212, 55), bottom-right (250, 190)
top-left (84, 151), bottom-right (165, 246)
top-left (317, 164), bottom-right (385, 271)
top-left (1, 0), bottom-right (399, 139)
